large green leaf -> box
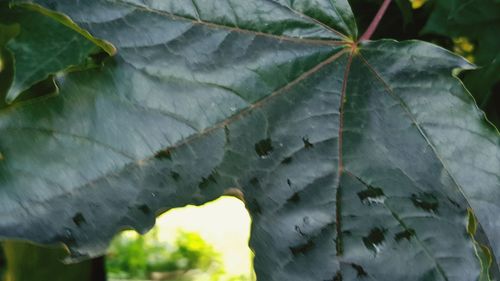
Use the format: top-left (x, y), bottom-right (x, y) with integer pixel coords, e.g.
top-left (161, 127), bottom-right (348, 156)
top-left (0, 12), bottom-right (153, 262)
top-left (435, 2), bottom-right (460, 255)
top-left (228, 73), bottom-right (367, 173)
top-left (0, 3), bottom-right (115, 103)
top-left (0, 1), bottom-right (499, 280)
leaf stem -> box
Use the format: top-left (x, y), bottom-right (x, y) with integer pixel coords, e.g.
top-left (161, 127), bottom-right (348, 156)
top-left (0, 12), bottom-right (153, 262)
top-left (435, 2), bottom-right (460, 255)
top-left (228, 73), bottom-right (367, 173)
top-left (359, 0), bottom-right (392, 42)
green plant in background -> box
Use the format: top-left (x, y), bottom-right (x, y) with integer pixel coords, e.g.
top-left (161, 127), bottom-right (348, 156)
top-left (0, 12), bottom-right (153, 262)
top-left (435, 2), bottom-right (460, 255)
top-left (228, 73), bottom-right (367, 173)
top-left (164, 231), bottom-right (225, 278)
top-left (107, 234), bottom-right (152, 279)
top-left (225, 276), bottom-right (252, 281)
top-left (107, 229), bottom-right (227, 280)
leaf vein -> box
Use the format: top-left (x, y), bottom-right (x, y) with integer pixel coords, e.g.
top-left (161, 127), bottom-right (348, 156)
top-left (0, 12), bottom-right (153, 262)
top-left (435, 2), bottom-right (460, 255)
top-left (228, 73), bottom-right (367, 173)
top-left (345, 170), bottom-right (450, 281)
top-left (108, 0), bottom-right (346, 47)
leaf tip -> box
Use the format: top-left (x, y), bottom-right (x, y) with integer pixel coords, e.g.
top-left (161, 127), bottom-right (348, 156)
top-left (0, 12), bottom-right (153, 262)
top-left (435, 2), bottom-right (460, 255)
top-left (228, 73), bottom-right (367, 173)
top-left (451, 62), bottom-right (475, 77)
top-left (100, 40), bottom-right (117, 56)
top-left (5, 87), bottom-right (20, 104)
top-left (17, 2), bottom-right (117, 57)
top-left (467, 208), bottom-right (478, 235)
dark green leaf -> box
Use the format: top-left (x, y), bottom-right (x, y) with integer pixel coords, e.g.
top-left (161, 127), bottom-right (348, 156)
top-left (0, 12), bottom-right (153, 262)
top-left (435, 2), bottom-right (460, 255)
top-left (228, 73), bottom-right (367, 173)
top-left (0, 3), bottom-right (115, 103)
top-left (0, 1), bottom-right (499, 280)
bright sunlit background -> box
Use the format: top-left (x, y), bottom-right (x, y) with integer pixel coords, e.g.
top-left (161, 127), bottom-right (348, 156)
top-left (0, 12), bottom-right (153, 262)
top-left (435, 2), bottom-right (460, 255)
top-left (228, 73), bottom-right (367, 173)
top-left (107, 196), bottom-right (255, 281)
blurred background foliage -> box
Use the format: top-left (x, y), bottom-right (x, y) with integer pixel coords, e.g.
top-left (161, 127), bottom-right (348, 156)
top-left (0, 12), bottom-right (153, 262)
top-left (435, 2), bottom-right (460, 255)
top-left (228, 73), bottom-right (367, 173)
top-left (107, 196), bottom-right (255, 281)
top-left (106, 228), bottom-right (247, 281)
top-left (0, 247), bottom-right (5, 279)
top-left (0, 0), bottom-right (498, 280)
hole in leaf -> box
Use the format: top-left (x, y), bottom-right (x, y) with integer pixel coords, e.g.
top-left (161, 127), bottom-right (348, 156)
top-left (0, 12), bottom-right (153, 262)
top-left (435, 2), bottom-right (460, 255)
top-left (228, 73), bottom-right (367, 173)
top-left (137, 204), bottom-right (151, 215)
top-left (170, 171), bottom-right (181, 181)
top-left (72, 213), bottom-right (86, 227)
top-left (394, 228), bottom-right (416, 242)
top-left (107, 197), bottom-right (254, 280)
top-left (302, 137), bottom-right (314, 149)
top-left (357, 186), bottom-right (385, 205)
top-left (154, 149), bottom-right (172, 160)
top-left (411, 193), bottom-right (439, 212)
top-left (287, 178), bottom-right (292, 187)
top-left (295, 225), bottom-right (306, 236)
top-left (198, 170), bottom-right (218, 189)
top-left (249, 177), bottom-right (259, 186)
top-left (254, 138), bottom-right (273, 158)
top-left (362, 227), bottom-right (386, 253)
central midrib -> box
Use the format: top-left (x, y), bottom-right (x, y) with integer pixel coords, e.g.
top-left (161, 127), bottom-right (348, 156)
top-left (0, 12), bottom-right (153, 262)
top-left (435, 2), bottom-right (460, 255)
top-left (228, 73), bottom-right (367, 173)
top-left (335, 47), bottom-right (355, 255)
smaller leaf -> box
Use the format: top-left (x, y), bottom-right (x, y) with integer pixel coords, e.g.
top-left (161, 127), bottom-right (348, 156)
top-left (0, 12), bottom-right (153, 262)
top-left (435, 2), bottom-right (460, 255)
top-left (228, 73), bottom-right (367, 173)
top-left (0, 3), bottom-right (116, 103)
top-left (16, 3), bottom-right (116, 56)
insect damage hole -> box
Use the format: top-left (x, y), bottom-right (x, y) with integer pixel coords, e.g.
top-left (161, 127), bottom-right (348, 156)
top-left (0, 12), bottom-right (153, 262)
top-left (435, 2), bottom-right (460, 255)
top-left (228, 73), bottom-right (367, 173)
top-left (106, 196), bottom-right (255, 280)
top-left (255, 138), bottom-right (273, 158)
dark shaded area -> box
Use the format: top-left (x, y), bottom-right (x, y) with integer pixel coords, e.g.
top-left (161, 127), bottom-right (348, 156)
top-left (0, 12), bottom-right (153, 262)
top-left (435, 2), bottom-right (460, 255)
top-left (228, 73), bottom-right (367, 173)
top-left (350, 0), bottom-right (434, 41)
top-left (0, 246), bottom-right (5, 280)
top-left (0, 49), bottom-right (13, 109)
top-left (91, 257), bottom-right (107, 281)
top-left (484, 83), bottom-right (500, 126)
top-left (0, 241), bottom-right (106, 281)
